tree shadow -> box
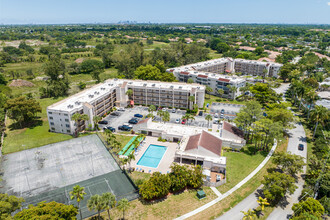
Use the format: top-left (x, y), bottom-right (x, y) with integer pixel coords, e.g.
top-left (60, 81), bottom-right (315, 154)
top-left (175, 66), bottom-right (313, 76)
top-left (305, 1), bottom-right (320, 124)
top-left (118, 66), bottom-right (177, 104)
top-left (139, 196), bottom-right (167, 206)
top-left (8, 118), bottom-right (43, 131)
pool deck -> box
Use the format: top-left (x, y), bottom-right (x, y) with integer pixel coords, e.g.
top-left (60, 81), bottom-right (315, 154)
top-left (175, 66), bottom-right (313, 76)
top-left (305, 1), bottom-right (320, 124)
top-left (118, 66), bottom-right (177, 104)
top-left (131, 137), bottom-right (178, 174)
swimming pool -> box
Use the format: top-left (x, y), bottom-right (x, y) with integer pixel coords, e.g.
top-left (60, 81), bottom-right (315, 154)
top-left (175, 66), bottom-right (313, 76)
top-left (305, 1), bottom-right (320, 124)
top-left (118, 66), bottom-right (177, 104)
top-left (137, 144), bottom-right (167, 168)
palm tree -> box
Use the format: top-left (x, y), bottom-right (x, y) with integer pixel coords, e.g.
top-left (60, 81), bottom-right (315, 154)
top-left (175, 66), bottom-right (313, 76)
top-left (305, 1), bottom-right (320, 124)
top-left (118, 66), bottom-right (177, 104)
top-left (70, 185), bottom-right (87, 220)
top-left (188, 96), bottom-right (195, 110)
top-left (148, 105), bottom-right (156, 114)
top-left (206, 86), bottom-right (213, 98)
top-left (157, 110), bottom-right (164, 123)
top-left (162, 111), bottom-right (170, 123)
top-left (72, 113), bottom-right (82, 132)
top-left (241, 209), bottom-right (257, 220)
top-left (217, 89), bottom-right (224, 98)
top-left (93, 116), bottom-right (102, 131)
top-left (227, 85), bottom-right (237, 100)
top-left (127, 153), bottom-right (135, 171)
top-left (101, 192), bottom-right (116, 220)
top-left (310, 105), bottom-right (329, 139)
top-left (205, 114), bottom-right (212, 128)
top-left (126, 89), bottom-right (133, 100)
top-left (87, 194), bottom-right (104, 220)
top-left (304, 89), bottom-right (318, 119)
top-left (188, 114), bottom-right (195, 125)
top-left (118, 198), bottom-right (130, 220)
top-left (257, 196), bottom-right (270, 211)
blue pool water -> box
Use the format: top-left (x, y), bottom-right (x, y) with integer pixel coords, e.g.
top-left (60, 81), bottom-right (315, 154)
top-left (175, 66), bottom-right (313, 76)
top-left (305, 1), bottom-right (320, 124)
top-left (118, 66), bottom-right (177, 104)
top-left (137, 144), bottom-right (167, 168)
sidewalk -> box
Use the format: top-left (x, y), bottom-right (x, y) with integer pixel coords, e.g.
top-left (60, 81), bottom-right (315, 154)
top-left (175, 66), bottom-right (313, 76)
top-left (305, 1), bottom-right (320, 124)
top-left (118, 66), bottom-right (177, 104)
top-left (174, 140), bottom-right (277, 220)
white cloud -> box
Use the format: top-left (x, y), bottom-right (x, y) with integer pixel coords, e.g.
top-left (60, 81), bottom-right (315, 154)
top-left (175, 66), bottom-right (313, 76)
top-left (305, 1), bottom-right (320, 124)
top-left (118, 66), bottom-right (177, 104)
top-left (328, 2), bottom-right (330, 5)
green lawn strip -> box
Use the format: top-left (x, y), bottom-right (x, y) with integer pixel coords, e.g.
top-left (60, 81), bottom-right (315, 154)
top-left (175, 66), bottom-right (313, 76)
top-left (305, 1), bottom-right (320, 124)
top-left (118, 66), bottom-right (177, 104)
top-left (119, 136), bottom-right (137, 155)
top-left (3, 97), bottom-right (72, 154)
top-left (191, 138), bottom-right (288, 219)
top-left (124, 137), bottom-right (144, 156)
top-left (217, 147), bottom-right (266, 193)
top-left (204, 94), bottom-right (247, 108)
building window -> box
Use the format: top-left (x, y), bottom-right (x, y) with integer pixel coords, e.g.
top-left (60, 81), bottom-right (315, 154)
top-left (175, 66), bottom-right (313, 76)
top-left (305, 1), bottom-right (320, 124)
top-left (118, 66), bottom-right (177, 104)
top-left (65, 119), bottom-right (69, 122)
top-left (49, 117), bottom-right (53, 120)
top-left (50, 122), bottom-right (54, 125)
top-left (66, 124), bottom-right (70, 128)
top-left (51, 127), bottom-right (55, 130)
top-left (67, 130), bottom-right (71, 133)
top-left (48, 112), bottom-right (52, 114)
top-left (64, 114), bottom-right (68, 116)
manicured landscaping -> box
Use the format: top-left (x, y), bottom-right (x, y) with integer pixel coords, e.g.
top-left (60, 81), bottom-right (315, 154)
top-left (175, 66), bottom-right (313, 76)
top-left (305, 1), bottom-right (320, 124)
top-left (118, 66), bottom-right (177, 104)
top-left (217, 147), bottom-right (267, 193)
top-left (3, 97), bottom-right (72, 154)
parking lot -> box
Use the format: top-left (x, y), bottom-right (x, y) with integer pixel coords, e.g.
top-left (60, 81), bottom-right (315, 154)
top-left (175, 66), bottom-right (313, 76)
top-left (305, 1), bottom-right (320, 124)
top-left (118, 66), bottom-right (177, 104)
top-left (98, 106), bottom-right (213, 131)
top-left (210, 102), bottom-right (244, 117)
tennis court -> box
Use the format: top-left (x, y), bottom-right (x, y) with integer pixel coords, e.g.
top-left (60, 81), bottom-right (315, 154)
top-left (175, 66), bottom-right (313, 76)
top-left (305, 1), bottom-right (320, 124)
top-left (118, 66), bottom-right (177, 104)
top-left (0, 134), bottom-right (138, 219)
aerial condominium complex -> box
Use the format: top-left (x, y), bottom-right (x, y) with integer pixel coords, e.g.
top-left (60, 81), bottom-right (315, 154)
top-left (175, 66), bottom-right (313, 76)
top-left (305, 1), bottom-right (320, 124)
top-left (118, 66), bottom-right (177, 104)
top-left (167, 58), bottom-right (282, 98)
top-left (47, 79), bottom-right (205, 134)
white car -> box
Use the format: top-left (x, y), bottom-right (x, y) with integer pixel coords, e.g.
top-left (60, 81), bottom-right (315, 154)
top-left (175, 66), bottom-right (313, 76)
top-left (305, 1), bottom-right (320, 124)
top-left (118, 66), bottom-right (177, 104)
top-left (118, 107), bottom-right (125, 111)
top-left (172, 108), bottom-right (176, 113)
top-left (123, 123), bottom-right (133, 128)
top-left (175, 118), bottom-right (180, 123)
top-left (162, 108), bottom-right (168, 112)
top-left (214, 113), bottom-right (219, 118)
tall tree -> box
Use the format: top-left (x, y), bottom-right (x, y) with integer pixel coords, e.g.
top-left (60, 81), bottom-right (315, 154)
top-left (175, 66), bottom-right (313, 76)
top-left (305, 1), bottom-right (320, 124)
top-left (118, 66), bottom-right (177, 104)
top-left (101, 192), bottom-right (116, 220)
top-left (117, 198), bottom-right (130, 220)
top-left (70, 185), bottom-right (86, 220)
top-left (205, 114), bottom-right (212, 128)
top-left (310, 106), bottom-right (329, 139)
top-left (5, 96), bottom-right (41, 128)
top-left (292, 197), bottom-right (325, 219)
top-left (87, 195), bottom-right (104, 220)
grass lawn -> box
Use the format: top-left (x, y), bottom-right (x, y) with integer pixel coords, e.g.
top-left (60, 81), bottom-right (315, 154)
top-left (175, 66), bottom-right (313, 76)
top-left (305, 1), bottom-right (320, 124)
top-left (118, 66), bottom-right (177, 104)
top-left (3, 97), bottom-right (72, 154)
top-left (217, 147), bottom-right (267, 193)
top-left (191, 138), bottom-right (288, 220)
top-left (92, 186), bottom-right (217, 220)
top-left (204, 94), bottom-right (247, 108)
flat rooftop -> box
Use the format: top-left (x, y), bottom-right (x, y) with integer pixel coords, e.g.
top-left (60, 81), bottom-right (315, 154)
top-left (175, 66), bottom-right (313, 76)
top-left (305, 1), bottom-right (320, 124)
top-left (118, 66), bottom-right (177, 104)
top-left (48, 79), bottom-right (205, 112)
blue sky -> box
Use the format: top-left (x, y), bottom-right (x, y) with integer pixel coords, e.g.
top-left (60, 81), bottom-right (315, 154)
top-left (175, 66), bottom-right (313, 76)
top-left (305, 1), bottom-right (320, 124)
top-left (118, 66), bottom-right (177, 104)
top-left (0, 0), bottom-right (329, 24)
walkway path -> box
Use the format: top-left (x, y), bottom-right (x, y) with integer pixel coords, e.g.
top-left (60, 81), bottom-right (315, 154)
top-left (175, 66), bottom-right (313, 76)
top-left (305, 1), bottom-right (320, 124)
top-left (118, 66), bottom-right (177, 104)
top-left (174, 140), bottom-right (277, 220)
top-left (210, 187), bottom-right (222, 197)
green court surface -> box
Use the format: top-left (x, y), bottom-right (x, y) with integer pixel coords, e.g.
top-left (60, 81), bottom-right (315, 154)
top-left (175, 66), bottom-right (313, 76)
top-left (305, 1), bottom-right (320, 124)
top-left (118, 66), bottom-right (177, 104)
top-left (119, 136), bottom-right (137, 155)
top-left (22, 170), bottom-right (138, 219)
top-left (124, 137), bottom-right (144, 156)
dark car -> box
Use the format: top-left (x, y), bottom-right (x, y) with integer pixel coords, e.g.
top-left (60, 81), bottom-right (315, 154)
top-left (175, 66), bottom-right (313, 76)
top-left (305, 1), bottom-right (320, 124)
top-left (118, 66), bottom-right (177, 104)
top-left (134, 114), bottom-right (143, 118)
top-left (104, 126), bottom-right (115, 132)
top-left (111, 111), bottom-right (120, 116)
top-left (118, 125), bottom-right (132, 131)
top-left (128, 119), bottom-right (138, 124)
top-left (198, 111), bottom-right (203, 116)
top-left (98, 120), bottom-right (108, 125)
top-left (298, 144), bottom-right (304, 151)
top-left (220, 109), bottom-right (225, 114)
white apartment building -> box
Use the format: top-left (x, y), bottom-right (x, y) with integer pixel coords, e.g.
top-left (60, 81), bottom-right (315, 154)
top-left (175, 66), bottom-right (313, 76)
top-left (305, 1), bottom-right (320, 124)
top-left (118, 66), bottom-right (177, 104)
top-left (47, 79), bottom-right (205, 135)
top-left (167, 58), bottom-right (282, 98)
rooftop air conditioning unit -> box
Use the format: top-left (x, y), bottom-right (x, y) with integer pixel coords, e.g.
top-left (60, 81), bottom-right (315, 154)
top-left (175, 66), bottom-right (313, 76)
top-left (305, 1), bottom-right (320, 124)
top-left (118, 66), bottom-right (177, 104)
top-left (152, 84), bottom-right (155, 86)
top-left (114, 78), bottom-right (118, 81)
top-left (101, 87), bottom-right (105, 90)
top-left (179, 86), bottom-right (182, 89)
top-left (143, 84), bottom-right (147, 87)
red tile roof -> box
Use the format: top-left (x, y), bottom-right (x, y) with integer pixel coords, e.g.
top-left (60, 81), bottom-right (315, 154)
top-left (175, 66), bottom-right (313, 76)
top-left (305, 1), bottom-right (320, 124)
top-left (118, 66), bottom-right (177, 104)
top-left (185, 131), bottom-right (222, 156)
top-left (180, 71), bottom-right (190, 75)
top-left (218, 78), bottom-right (230, 82)
top-left (223, 121), bottom-right (244, 139)
top-left (197, 74), bottom-right (208, 78)
top-left (137, 118), bottom-right (150, 125)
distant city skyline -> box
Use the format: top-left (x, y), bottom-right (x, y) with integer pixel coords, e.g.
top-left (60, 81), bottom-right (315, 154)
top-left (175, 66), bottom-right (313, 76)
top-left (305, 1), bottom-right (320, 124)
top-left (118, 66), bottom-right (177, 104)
top-left (0, 0), bottom-right (330, 25)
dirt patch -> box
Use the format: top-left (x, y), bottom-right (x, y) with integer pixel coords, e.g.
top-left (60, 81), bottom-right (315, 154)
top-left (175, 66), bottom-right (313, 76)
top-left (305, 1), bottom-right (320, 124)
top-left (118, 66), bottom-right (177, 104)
top-left (9, 79), bottom-right (35, 87)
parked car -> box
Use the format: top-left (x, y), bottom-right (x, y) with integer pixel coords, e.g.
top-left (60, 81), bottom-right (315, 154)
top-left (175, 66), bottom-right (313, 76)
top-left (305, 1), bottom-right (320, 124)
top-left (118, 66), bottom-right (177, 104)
top-left (181, 119), bottom-right (186, 125)
top-left (104, 126), bottom-right (115, 132)
top-left (172, 108), bottom-right (176, 113)
top-left (162, 108), bottom-right (168, 112)
top-left (214, 113), bottom-right (219, 118)
top-left (175, 118), bottom-right (180, 123)
top-left (298, 144), bottom-right (304, 151)
top-left (134, 113), bottom-right (143, 118)
top-left (128, 119), bottom-right (138, 124)
top-left (220, 109), bottom-right (225, 114)
top-left (123, 123), bottom-right (133, 128)
top-left (118, 125), bottom-right (132, 131)
top-left (111, 111), bottom-right (120, 116)
top-left (198, 111), bottom-right (203, 116)
top-left (117, 107), bottom-right (125, 111)
top-left (220, 114), bottom-right (224, 119)
top-left (98, 120), bottom-right (108, 125)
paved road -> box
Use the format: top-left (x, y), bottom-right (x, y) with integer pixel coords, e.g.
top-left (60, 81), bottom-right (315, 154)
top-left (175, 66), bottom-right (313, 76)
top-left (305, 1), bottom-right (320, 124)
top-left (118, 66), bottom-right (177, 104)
top-left (215, 83), bottom-right (307, 220)
top-left (267, 122), bottom-right (307, 220)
